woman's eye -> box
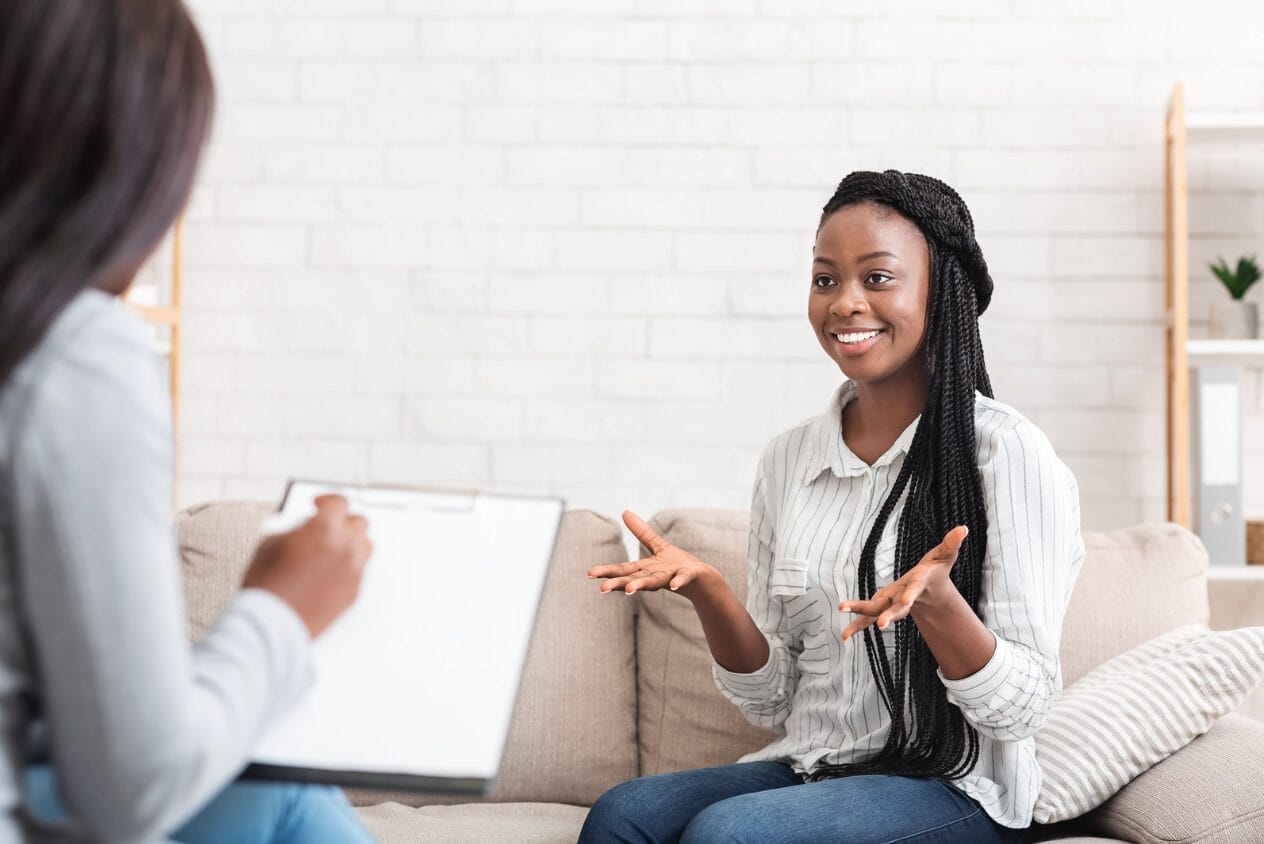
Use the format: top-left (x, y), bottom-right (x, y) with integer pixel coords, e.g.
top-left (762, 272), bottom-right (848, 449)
top-left (812, 275), bottom-right (835, 288)
top-left (866, 272), bottom-right (893, 285)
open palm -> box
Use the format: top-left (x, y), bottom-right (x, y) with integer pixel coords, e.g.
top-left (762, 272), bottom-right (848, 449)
top-left (587, 511), bottom-right (715, 597)
top-left (838, 524), bottom-right (969, 640)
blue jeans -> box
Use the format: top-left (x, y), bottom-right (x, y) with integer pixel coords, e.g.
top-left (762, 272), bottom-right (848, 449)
top-left (580, 761), bottom-right (1029, 844)
top-left (25, 766), bottom-right (374, 844)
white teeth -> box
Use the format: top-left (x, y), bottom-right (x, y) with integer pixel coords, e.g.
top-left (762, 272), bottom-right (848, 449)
top-left (835, 330), bottom-right (882, 344)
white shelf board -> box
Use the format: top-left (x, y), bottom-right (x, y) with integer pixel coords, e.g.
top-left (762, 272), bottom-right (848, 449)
top-left (1186, 338), bottom-right (1264, 361)
top-left (1206, 566), bottom-right (1264, 581)
top-left (1187, 112), bottom-right (1264, 133)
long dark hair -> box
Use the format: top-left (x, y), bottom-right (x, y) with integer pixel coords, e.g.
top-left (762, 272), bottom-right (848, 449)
top-left (0, 0), bottom-right (214, 385)
top-left (809, 170), bottom-right (996, 782)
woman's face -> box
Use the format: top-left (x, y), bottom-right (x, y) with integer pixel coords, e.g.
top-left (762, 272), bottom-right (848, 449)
top-left (808, 201), bottom-right (931, 384)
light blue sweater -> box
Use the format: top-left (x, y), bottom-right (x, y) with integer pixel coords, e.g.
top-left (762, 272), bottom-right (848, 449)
top-left (0, 291), bottom-right (312, 842)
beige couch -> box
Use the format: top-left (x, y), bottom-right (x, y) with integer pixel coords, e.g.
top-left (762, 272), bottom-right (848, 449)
top-left (177, 503), bottom-right (1264, 843)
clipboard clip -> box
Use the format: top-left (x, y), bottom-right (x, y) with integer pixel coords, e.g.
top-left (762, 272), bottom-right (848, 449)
top-left (279, 479), bottom-right (480, 515)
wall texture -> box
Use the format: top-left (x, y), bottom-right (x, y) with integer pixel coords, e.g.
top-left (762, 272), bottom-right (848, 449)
top-left (175, 0), bottom-right (1264, 535)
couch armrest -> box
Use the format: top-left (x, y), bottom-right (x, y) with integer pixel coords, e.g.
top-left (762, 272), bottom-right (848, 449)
top-left (1080, 713), bottom-right (1264, 843)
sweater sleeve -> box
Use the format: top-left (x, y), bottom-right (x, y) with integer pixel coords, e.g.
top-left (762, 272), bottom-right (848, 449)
top-left (938, 421), bottom-right (1085, 741)
top-left (10, 304), bottom-right (313, 842)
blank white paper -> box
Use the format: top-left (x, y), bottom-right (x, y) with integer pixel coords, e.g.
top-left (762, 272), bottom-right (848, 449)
top-left (250, 481), bottom-right (563, 784)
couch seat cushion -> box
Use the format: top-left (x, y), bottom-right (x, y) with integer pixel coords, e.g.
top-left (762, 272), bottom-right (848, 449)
top-left (1081, 714), bottom-right (1264, 843)
top-left (357, 801), bottom-right (587, 844)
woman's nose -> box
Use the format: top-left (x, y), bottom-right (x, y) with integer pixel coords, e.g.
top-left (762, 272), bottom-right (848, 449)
top-left (828, 285), bottom-right (868, 317)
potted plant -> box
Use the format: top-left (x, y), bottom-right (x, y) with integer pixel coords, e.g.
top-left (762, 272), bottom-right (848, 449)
top-left (1208, 255), bottom-right (1260, 339)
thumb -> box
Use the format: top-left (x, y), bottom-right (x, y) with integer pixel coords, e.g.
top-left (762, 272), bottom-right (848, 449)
top-left (943, 525), bottom-right (969, 553)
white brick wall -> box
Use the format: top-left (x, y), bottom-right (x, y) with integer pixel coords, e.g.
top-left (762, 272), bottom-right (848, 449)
top-left (176, 0), bottom-right (1264, 532)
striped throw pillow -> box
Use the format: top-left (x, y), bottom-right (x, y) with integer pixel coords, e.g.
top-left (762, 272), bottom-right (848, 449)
top-left (1033, 624), bottom-right (1264, 824)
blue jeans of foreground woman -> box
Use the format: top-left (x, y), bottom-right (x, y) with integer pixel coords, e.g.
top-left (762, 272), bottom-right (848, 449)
top-left (25, 766), bottom-right (374, 844)
top-left (580, 761), bottom-right (1029, 844)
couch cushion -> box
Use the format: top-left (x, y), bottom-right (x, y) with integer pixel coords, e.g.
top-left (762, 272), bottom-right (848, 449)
top-left (356, 802), bottom-right (586, 844)
top-left (1034, 624), bottom-right (1264, 824)
top-left (176, 503), bottom-right (637, 807)
top-left (1059, 524), bottom-right (1209, 685)
top-left (177, 500), bottom-right (273, 640)
top-left (1208, 575), bottom-right (1264, 720)
top-left (1081, 713), bottom-right (1264, 843)
top-left (636, 509), bottom-right (780, 777)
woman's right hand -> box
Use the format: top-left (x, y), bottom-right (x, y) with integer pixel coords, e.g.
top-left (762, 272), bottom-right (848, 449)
top-left (587, 511), bottom-right (719, 602)
top-left (242, 494), bottom-right (372, 638)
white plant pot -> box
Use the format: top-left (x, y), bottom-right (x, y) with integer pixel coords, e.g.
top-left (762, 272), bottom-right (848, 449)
top-left (1208, 300), bottom-right (1260, 339)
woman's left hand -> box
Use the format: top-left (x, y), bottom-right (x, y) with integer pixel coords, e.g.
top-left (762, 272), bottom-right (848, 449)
top-left (838, 525), bottom-right (969, 641)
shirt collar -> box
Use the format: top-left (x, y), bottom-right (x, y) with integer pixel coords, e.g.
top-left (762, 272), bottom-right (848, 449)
top-left (805, 380), bottom-right (922, 484)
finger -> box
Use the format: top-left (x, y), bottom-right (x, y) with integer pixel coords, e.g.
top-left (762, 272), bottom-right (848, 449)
top-left (622, 511), bottom-right (669, 555)
top-left (839, 594), bottom-right (893, 616)
top-left (346, 514), bottom-right (369, 535)
top-left (597, 574), bottom-right (640, 593)
top-left (626, 570), bottom-right (672, 595)
top-left (934, 525), bottom-right (969, 559)
top-left (588, 559), bottom-right (651, 579)
top-left (841, 615), bottom-right (876, 641)
top-left (900, 574), bottom-right (928, 608)
top-left (597, 569), bottom-right (664, 593)
top-left (668, 569), bottom-right (695, 591)
top-left (352, 534), bottom-right (373, 570)
top-left (876, 602), bottom-right (911, 629)
top-left (314, 494), bottom-right (349, 520)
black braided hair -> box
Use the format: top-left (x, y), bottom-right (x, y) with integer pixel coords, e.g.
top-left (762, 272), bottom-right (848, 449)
top-left (806, 170), bottom-right (995, 783)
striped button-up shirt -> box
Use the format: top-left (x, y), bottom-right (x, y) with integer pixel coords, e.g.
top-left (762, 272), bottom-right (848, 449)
top-left (714, 379), bottom-right (1086, 829)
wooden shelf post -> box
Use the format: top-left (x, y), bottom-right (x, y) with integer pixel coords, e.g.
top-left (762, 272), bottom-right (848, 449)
top-left (1166, 83), bottom-right (1191, 529)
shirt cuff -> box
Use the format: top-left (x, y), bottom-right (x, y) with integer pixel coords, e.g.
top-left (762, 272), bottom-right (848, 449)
top-left (937, 632), bottom-right (1014, 708)
top-left (713, 646), bottom-right (784, 701)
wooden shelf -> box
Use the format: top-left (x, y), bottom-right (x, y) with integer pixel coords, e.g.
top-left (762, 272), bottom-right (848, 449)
top-left (1207, 566), bottom-right (1264, 581)
top-left (1167, 86), bottom-right (1263, 563)
top-left (1187, 112), bottom-right (1264, 133)
top-left (1187, 339), bottom-right (1264, 361)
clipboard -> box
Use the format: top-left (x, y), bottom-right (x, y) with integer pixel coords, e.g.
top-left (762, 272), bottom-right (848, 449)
top-left (240, 479), bottom-right (565, 794)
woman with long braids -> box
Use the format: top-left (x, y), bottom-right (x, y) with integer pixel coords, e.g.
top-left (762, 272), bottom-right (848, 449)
top-left (0, 2), bottom-right (375, 841)
top-left (582, 170), bottom-right (1085, 843)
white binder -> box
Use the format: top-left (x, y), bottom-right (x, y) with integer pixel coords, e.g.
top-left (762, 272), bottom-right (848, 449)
top-left (1192, 367), bottom-right (1246, 567)
top-left (243, 480), bottom-right (564, 794)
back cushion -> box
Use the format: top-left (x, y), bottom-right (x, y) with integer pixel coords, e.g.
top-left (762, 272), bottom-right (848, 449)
top-left (635, 511), bottom-right (1213, 776)
top-left (1059, 523), bottom-right (1209, 685)
top-left (636, 509), bottom-right (779, 777)
top-left (177, 500), bottom-right (272, 640)
top-left (176, 502), bottom-right (637, 807)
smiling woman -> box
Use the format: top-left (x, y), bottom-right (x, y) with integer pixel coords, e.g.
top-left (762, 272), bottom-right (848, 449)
top-left (582, 170), bottom-right (1085, 844)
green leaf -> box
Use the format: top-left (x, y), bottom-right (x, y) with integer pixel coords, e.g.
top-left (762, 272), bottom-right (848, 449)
top-left (1210, 255), bottom-right (1260, 300)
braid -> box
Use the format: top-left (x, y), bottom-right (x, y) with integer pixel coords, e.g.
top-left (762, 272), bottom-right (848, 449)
top-left (806, 170), bottom-right (995, 782)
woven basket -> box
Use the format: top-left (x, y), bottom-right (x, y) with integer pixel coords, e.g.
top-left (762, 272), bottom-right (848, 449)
top-left (1249, 520), bottom-right (1264, 565)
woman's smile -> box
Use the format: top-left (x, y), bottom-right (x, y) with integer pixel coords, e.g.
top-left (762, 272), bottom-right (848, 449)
top-left (830, 328), bottom-right (886, 355)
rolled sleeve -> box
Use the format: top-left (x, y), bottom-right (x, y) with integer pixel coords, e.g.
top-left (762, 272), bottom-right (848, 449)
top-left (939, 633), bottom-right (1014, 708)
top-left (714, 638), bottom-right (794, 723)
top-left (947, 420), bottom-right (1085, 741)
